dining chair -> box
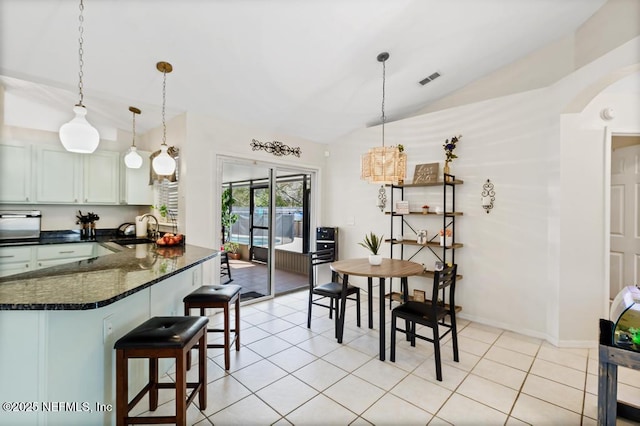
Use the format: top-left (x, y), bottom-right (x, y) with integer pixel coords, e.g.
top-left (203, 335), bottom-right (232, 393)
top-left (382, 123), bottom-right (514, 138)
top-left (390, 264), bottom-right (458, 381)
top-left (307, 248), bottom-right (361, 342)
top-left (220, 251), bottom-right (233, 284)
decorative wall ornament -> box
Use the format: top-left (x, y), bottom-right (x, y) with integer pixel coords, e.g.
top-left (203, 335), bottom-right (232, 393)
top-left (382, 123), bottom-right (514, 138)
top-left (481, 179), bottom-right (495, 214)
top-left (250, 139), bottom-right (301, 157)
top-left (377, 186), bottom-right (387, 212)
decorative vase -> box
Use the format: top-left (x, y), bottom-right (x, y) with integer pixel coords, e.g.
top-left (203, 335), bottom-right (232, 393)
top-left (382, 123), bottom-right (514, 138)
top-left (443, 161), bottom-right (451, 182)
top-left (368, 254), bottom-right (382, 265)
top-left (440, 236), bottom-right (452, 247)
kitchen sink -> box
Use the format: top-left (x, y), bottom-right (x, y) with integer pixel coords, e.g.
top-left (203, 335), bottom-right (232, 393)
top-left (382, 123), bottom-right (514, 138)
top-left (111, 237), bottom-right (154, 246)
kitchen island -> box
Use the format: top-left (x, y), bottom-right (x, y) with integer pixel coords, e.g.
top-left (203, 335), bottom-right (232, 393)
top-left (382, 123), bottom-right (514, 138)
top-left (0, 241), bottom-right (218, 426)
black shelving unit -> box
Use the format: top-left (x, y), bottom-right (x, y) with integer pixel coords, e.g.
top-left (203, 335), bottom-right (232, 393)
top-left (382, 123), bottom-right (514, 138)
top-left (386, 173), bottom-right (463, 302)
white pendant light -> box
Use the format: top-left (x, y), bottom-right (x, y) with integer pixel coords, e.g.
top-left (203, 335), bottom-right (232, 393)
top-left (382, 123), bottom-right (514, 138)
top-left (124, 106), bottom-right (143, 169)
top-left (59, 0), bottom-right (100, 154)
top-left (152, 61), bottom-right (176, 176)
top-left (360, 52), bottom-right (406, 185)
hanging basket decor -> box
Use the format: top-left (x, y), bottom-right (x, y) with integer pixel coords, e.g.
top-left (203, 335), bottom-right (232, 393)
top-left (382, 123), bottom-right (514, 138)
top-left (361, 146), bottom-right (407, 185)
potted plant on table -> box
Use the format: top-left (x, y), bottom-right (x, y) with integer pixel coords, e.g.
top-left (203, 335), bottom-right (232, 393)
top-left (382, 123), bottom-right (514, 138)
top-left (359, 232), bottom-right (383, 265)
top-left (223, 241), bottom-right (241, 260)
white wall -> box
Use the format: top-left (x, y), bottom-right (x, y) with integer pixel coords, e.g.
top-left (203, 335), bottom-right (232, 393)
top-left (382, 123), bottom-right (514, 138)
top-left (326, 88), bottom-right (555, 340)
top-left (326, 37), bottom-right (640, 346)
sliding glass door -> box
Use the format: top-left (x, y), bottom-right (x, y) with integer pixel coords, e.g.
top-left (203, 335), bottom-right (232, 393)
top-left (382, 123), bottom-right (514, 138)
top-left (220, 157), bottom-right (315, 300)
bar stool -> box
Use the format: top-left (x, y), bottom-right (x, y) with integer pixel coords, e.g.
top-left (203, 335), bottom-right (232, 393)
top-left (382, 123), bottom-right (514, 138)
top-left (114, 316), bottom-right (208, 426)
top-left (183, 284), bottom-right (241, 370)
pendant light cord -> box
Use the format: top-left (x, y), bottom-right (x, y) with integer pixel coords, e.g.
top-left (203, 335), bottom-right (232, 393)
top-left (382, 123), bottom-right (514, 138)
top-left (131, 110), bottom-right (137, 147)
top-left (381, 56), bottom-right (386, 148)
top-left (77, 0), bottom-right (85, 107)
top-left (161, 69), bottom-right (167, 146)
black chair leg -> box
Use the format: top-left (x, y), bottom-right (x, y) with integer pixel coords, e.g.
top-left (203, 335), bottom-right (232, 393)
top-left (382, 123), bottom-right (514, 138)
top-left (333, 298), bottom-right (340, 339)
top-left (307, 293), bottom-right (313, 329)
top-left (451, 315), bottom-right (459, 362)
top-left (410, 322), bottom-right (416, 346)
top-left (390, 313), bottom-right (397, 362)
top-left (329, 298), bottom-right (333, 319)
top-left (356, 290), bottom-right (361, 328)
top-left (337, 294), bottom-right (347, 343)
top-left (367, 278), bottom-right (373, 329)
top-left (433, 326), bottom-right (442, 381)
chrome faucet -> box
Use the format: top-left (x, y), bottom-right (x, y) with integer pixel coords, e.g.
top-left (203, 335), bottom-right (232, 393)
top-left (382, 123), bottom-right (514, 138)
top-left (138, 214), bottom-right (159, 240)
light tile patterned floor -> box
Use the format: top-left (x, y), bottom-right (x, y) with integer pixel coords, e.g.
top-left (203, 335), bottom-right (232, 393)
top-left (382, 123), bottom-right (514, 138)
top-left (133, 290), bottom-right (640, 425)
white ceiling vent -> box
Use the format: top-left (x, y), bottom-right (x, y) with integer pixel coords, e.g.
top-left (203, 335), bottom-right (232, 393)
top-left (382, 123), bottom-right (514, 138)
top-left (419, 72), bottom-right (441, 86)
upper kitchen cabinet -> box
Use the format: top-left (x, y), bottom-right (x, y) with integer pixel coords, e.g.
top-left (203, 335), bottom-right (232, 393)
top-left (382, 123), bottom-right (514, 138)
top-left (35, 147), bottom-right (81, 203)
top-left (120, 150), bottom-right (153, 205)
top-left (84, 151), bottom-right (120, 204)
top-left (35, 146), bottom-right (119, 204)
top-left (1, 142), bottom-right (151, 206)
top-left (0, 143), bottom-right (32, 203)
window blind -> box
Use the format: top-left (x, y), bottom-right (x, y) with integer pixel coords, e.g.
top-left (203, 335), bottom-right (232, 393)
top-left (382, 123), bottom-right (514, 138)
top-left (154, 156), bottom-right (179, 221)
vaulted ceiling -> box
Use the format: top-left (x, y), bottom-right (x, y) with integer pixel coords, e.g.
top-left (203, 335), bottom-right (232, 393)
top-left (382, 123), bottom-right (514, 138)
top-left (1, 0), bottom-right (606, 144)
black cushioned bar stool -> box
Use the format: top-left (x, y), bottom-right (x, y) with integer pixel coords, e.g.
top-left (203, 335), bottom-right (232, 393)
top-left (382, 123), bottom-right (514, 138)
top-left (114, 316), bottom-right (208, 426)
top-left (183, 284), bottom-right (241, 370)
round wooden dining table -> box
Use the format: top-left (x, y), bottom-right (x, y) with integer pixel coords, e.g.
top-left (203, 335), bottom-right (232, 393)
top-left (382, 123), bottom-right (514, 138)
top-left (330, 258), bottom-right (424, 361)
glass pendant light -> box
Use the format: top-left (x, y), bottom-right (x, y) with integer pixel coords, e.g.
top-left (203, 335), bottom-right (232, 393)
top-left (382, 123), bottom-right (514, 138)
top-left (59, 0), bottom-right (100, 154)
top-left (124, 106), bottom-right (143, 169)
top-left (152, 61), bottom-right (176, 176)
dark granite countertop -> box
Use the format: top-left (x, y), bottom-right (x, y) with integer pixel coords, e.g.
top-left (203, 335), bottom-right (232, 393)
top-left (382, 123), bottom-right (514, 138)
top-left (0, 235), bottom-right (218, 310)
top-left (0, 228), bottom-right (155, 247)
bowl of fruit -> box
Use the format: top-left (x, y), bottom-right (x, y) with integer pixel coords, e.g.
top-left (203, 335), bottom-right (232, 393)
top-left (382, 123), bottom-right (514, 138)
top-left (156, 232), bottom-right (184, 246)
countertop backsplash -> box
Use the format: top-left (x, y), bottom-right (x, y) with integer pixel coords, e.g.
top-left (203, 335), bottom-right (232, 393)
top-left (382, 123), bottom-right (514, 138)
top-left (0, 204), bottom-right (148, 231)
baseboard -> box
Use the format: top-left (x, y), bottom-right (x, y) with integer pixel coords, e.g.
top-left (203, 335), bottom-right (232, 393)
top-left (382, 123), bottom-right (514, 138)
top-left (457, 313), bottom-right (597, 348)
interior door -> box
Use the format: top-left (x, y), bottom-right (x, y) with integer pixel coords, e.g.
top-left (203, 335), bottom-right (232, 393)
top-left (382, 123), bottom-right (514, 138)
top-left (610, 143), bottom-right (640, 297)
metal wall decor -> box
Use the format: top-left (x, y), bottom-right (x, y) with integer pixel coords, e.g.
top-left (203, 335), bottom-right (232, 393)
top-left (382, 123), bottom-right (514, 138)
top-left (250, 139), bottom-right (301, 157)
top-left (377, 186), bottom-right (387, 212)
top-left (481, 179), bottom-right (495, 213)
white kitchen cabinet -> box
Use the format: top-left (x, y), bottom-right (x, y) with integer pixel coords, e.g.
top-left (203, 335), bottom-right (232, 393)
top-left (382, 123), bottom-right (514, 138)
top-left (0, 246), bottom-right (32, 277)
top-left (120, 150), bottom-right (154, 205)
top-left (2, 142), bottom-right (154, 206)
top-left (0, 143), bottom-right (32, 203)
top-left (35, 146), bottom-right (120, 204)
top-left (0, 243), bottom-right (116, 277)
top-left (35, 146), bottom-right (81, 203)
top-left (84, 150), bottom-right (120, 204)
top-left (36, 243), bottom-right (115, 269)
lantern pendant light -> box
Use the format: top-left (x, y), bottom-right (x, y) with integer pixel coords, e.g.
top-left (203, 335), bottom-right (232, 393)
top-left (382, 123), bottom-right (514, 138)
top-left (360, 52), bottom-right (406, 185)
top-left (124, 107), bottom-right (143, 169)
top-left (152, 61), bottom-right (177, 176)
top-left (59, 0), bottom-right (100, 154)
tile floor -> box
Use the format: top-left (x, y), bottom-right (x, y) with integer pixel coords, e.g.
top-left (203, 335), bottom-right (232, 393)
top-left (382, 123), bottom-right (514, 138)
top-left (132, 290), bottom-right (640, 425)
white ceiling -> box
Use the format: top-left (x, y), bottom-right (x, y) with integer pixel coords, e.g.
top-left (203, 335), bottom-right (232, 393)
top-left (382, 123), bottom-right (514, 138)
top-left (0, 0), bottom-right (606, 144)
